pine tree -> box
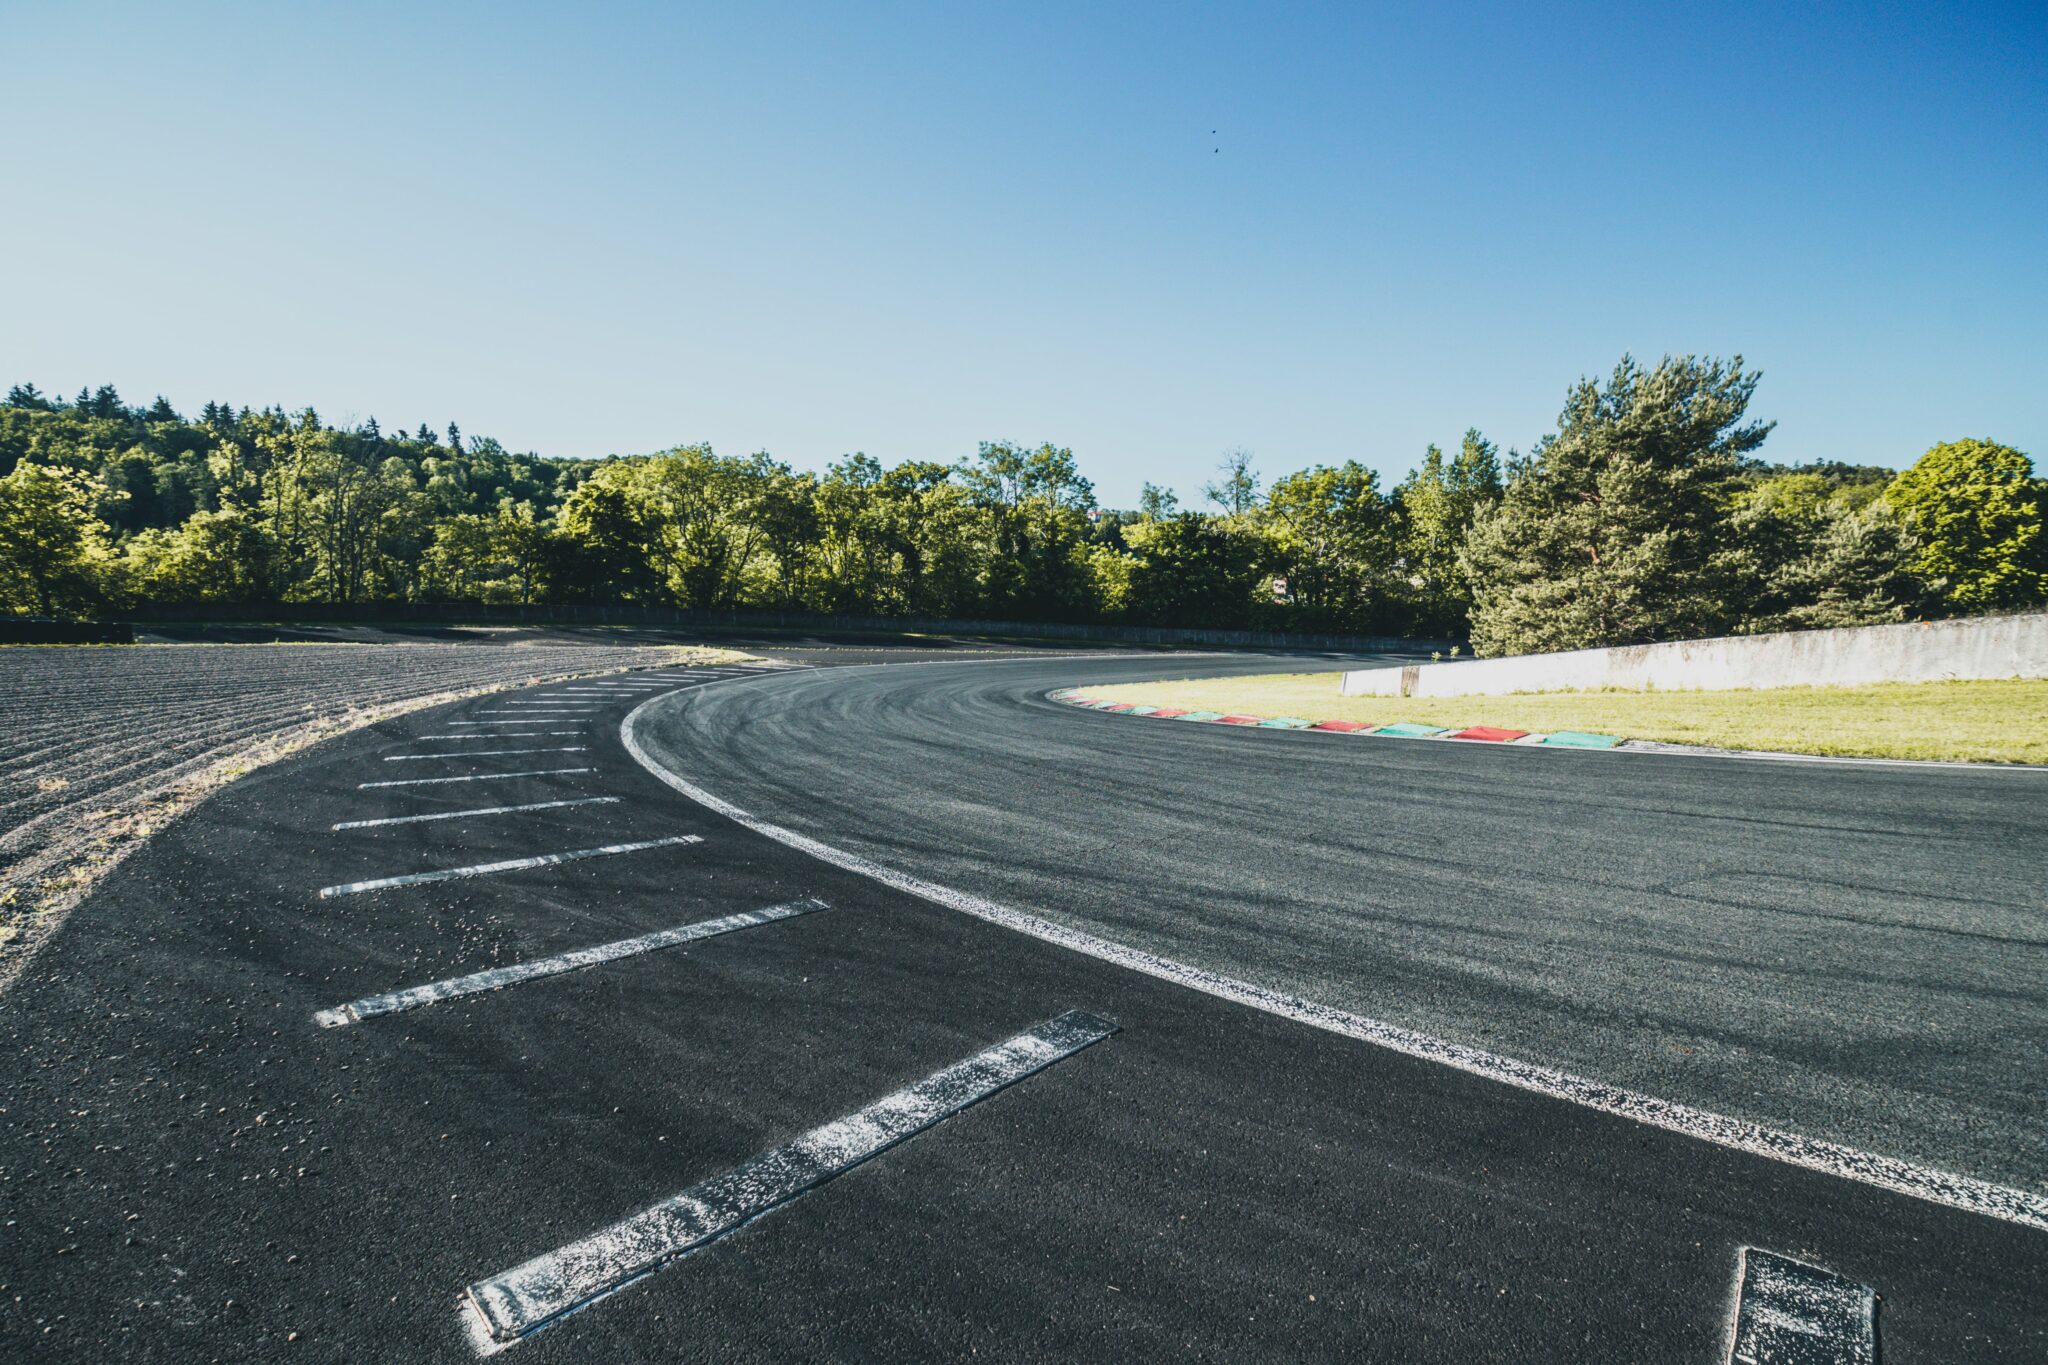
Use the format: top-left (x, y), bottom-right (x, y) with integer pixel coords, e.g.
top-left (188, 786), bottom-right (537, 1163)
top-left (1460, 354), bottom-right (1772, 656)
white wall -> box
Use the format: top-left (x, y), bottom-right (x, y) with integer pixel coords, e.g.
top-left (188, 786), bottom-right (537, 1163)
top-left (1340, 612), bottom-right (2048, 698)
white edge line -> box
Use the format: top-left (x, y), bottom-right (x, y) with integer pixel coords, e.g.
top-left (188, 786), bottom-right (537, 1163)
top-left (618, 685), bottom-right (2048, 1233)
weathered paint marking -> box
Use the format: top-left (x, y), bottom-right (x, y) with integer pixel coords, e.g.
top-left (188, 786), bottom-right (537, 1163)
top-left (332, 797), bottom-right (620, 831)
top-left (1727, 1248), bottom-right (1877, 1365)
top-left (314, 897), bottom-right (828, 1027)
top-left (416, 732), bottom-right (584, 740)
top-left (318, 834), bottom-right (701, 898)
top-left (460, 1010), bottom-right (1115, 1347)
top-left (383, 747), bottom-right (589, 761)
top-left (359, 767), bottom-right (596, 790)
top-left (447, 720), bottom-right (584, 727)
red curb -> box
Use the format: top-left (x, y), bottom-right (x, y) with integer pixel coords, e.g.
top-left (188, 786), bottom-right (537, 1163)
top-left (1215, 714), bottom-right (1262, 725)
top-left (1150, 708), bottom-right (1190, 718)
top-left (1449, 725), bottom-right (1529, 743)
top-left (1310, 719), bottom-right (1372, 733)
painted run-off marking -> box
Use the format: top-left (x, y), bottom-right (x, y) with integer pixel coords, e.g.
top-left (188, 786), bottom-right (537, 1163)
top-left (619, 697), bottom-right (2048, 1233)
top-left (333, 797), bottom-right (621, 831)
top-left (447, 721), bottom-right (586, 727)
top-left (360, 767), bottom-right (596, 790)
top-left (1726, 1248), bottom-right (1876, 1365)
top-left (383, 747), bottom-right (589, 762)
top-left (314, 897), bottom-right (828, 1026)
top-left (417, 732), bottom-right (583, 740)
top-left (318, 834), bottom-right (702, 899)
top-left (460, 1010), bottom-right (1116, 1348)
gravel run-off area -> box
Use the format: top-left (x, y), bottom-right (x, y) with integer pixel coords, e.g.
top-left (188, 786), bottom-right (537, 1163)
top-left (0, 641), bottom-right (745, 986)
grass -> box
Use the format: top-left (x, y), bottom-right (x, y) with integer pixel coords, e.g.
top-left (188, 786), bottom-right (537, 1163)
top-left (1071, 672), bottom-right (2048, 764)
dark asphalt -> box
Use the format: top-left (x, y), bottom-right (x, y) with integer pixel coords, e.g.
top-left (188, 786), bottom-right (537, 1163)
top-left (637, 651), bottom-right (2048, 1197)
top-left (1, 647), bottom-right (2042, 1362)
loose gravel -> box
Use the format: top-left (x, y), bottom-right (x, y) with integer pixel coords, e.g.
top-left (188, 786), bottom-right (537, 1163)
top-left (0, 641), bottom-right (746, 986)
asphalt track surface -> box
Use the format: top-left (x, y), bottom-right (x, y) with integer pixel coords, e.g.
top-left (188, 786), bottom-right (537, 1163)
top-left (1, 646), bottom-right (2041, 1361)
top-left (642, 652), bottom-right (2048, 1197)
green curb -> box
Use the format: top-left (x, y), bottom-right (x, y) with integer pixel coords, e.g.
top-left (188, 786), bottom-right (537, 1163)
top-left (1542, 730), bottom-right (1623, 749)
top-left (1125, 705), bottom-right (1160, 716)
top-left (1372, 722), bottom-right (1449, 738)
top-left (1177, 710), bottom-right (1225, 722)
top-left (1257, 718), bottom-right (1313, 729)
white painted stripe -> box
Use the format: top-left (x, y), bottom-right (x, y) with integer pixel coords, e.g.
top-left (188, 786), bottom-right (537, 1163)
top-left (417, 732), bottom-right (583, 740)
top-left (620, 696), bottom-right (2048, 1233)
top-left (1726, 1248), bottom-right (1876, 1364)
top-left (318, 834), bottom-right (702, 899)
top-left (383, 747), bottom-right (588, 761)
top-left (360, 767), bottom-right (596, 790)
top-left (314, 897), bottom-right (828, 1026)
top-left (493, 703), bottom-right (605, 708)
top-left (333, 797), bottom-right (621, 831)
top-left (460, 1010), bottom-right (1115, 1346)
top-left (447, 720), bottom-right (584, 727)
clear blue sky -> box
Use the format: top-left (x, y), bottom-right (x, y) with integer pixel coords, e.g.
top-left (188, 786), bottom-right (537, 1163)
top-left (4, 1), bottom-right (2043, 506)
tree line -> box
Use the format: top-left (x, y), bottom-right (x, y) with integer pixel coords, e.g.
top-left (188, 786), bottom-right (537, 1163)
top-left (1, 357), bottom-right (2042, 655)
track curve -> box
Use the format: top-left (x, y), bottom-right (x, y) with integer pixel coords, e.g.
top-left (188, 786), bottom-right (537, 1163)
top-left (634, 652), bottom-right (2048, 1196)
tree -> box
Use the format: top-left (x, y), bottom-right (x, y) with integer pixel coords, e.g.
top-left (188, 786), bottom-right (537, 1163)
top-left (0, 461), bottom-right (117, 616)
top-left (1202, 448), bottom-right (1260, 516)
top-left (1122, 513), bottom-right (1265, 627)
top-left (1264, 461), bottom-right (1397, 624)
top-left (6, 383), bottom-right (52, 411)
top-left (1719, 472), bottom-right (1925, 631)
top-left (1138, 481), bottom-right (1178, 520)
top-left (958, 441), bottom-right (1096, 618)
top-left (1396, 428), bottom-right (1502, 631)
top-left (1460, 354), bottom-right (1772, 657)
top-left (1884, 439), bottom-right (2044, 611)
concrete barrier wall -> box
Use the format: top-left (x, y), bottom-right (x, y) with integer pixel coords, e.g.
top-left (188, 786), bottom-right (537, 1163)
top-left (1340, 612), bottom-right (2048, 698)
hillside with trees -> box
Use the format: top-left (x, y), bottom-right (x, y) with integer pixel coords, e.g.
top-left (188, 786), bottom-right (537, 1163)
top-left (2, 358), bottom-right (2041, 654)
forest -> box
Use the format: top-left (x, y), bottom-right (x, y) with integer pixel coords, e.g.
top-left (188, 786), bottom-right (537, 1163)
top-left (2, 355), bottom-right (2042, 656)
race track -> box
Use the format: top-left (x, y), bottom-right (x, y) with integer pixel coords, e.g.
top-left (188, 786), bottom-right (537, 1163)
top-left (636, 653), bottom-right (2048, 1195)
top-left (2, 644), bottom-right (2042, 1362)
